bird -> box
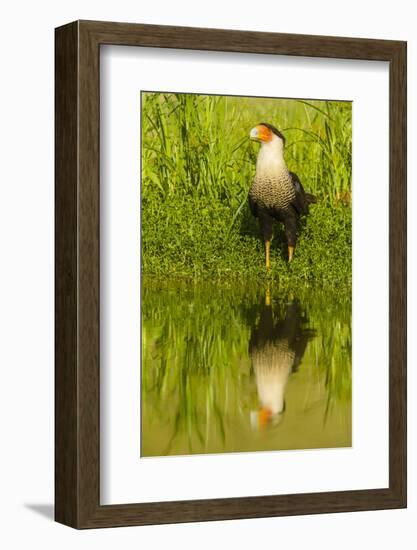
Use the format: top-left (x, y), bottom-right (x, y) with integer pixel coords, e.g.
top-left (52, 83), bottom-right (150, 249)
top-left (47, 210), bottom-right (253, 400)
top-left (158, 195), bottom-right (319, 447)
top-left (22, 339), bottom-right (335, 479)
top-left (249, 290), bottom-right (315, 429)
top-left (248, 122), bottom-right (316, 266)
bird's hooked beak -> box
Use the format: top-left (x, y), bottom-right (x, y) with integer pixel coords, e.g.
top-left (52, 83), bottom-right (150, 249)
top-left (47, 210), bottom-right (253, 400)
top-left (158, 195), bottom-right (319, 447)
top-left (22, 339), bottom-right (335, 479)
top-left (250, 126), bottom-right (260, 141)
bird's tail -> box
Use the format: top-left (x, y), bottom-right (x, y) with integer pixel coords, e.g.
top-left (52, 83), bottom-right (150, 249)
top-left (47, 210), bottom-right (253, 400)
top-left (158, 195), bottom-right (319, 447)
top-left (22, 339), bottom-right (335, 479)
top-left (305, 193), bottom-right (317, 205)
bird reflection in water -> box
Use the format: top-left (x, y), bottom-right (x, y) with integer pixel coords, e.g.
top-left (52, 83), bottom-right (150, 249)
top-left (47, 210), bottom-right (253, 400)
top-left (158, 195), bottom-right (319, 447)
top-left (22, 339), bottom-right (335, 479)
top-left (250, 287), bottom-right (316, 430)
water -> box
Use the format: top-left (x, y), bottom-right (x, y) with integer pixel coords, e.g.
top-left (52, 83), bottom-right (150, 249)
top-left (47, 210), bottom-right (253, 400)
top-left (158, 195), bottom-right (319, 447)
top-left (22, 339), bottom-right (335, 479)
top-left (141, 280), bottom-right (351, 457)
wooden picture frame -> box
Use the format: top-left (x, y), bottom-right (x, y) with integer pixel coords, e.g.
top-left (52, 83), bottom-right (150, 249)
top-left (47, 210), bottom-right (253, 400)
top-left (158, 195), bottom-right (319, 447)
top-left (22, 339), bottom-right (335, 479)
top-left (55, 20), bottom-right (407, 529)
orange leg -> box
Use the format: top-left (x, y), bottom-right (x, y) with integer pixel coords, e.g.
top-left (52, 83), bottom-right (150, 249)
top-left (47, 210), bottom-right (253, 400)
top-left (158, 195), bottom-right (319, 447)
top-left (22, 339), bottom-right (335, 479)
top-left (265, 285), bottom-right (271, 306)
top-left (265, 240), bottom-right (271, 269)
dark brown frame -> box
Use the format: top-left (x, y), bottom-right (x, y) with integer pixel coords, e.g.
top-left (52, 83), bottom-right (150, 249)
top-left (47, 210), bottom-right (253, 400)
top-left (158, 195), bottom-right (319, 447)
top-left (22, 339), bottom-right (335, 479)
top-left (55, 20), bottom-right (407, 529)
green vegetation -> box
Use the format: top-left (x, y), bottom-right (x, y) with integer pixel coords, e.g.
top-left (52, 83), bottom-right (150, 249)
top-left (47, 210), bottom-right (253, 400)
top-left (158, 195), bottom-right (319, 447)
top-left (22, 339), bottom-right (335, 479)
top-left (141, 92), bottom-right (352, 286)
top-left (141, 280), bottom-right (351, 456)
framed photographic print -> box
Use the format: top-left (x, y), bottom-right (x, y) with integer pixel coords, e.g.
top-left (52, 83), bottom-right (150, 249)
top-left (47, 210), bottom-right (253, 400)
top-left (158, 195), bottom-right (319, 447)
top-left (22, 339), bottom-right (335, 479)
top-left (55, 20), bottom-right (407, 528)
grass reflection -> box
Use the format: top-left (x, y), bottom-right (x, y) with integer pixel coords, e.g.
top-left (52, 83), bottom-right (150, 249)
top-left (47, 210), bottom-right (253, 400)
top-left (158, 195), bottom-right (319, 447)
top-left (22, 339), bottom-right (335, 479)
top-left (141, 279), bottom-right (351, 456)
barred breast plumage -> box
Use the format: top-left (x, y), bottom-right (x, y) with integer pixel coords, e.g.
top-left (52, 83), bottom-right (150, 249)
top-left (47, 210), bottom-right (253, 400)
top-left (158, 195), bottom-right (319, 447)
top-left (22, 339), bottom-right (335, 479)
top-left (249, 169), bottom-right (296, 212)
top-left (251, 340), bottom-right (295, 373)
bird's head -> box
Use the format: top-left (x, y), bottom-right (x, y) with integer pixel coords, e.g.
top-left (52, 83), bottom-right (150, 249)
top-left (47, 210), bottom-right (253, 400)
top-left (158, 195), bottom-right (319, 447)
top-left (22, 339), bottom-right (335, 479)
top-left (250, 123), bottom-right (286, 169)
top-left (250, 123), bottom-right (286, 147)
top-left (250, 403), bottom-right (286, 430)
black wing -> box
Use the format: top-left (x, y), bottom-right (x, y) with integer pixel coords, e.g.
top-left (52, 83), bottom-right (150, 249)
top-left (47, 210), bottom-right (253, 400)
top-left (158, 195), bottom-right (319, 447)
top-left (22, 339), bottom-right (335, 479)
top-left (276, 302), bottom-right (316, 373)
top-left (289, 171), bottom-right (310, 215)
top-left (248, 193), bottom-right (258, 218)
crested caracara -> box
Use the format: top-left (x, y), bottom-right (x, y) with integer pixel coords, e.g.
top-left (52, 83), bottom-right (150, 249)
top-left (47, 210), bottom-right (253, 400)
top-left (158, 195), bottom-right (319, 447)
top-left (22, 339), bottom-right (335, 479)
top-left (249, 123), bottom-right (316, 266)
top-left (249, 291), bottom-right (315, 429)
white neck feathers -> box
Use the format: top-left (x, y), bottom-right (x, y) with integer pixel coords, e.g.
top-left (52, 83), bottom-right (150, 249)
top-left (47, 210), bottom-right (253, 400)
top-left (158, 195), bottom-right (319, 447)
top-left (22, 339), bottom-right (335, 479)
top-left (255, 137), bottom-right (287, 178)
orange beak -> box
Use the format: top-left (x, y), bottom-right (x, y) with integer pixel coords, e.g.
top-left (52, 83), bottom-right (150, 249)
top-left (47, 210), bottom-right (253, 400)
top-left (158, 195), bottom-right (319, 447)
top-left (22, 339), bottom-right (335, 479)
top-left (250, 125), bottom-right (272, 142)
top-left (258, 407), bottom-right (273, 428)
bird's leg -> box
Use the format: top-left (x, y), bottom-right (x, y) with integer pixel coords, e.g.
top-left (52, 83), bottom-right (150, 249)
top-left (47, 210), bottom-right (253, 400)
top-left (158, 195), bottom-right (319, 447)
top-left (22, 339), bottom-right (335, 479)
top-left (283, 214), bottom-right (298, 263)
top-left (260, 214), bottom-right (273, 269)
top-left (265, 283), bottom-right (271, 306)
top-left (265, 240), bottom-right (271, 269)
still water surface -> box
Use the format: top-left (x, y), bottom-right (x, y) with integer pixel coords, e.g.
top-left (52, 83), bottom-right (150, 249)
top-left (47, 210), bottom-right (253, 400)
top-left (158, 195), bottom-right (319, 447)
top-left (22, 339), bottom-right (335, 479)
top-left (141, 280), bottom-right (351, 457)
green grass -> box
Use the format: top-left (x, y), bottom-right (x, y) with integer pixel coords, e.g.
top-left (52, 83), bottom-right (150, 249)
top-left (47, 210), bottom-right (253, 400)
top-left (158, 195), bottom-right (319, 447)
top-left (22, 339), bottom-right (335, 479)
top-left (141, 92), bottom-right (352, 286)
